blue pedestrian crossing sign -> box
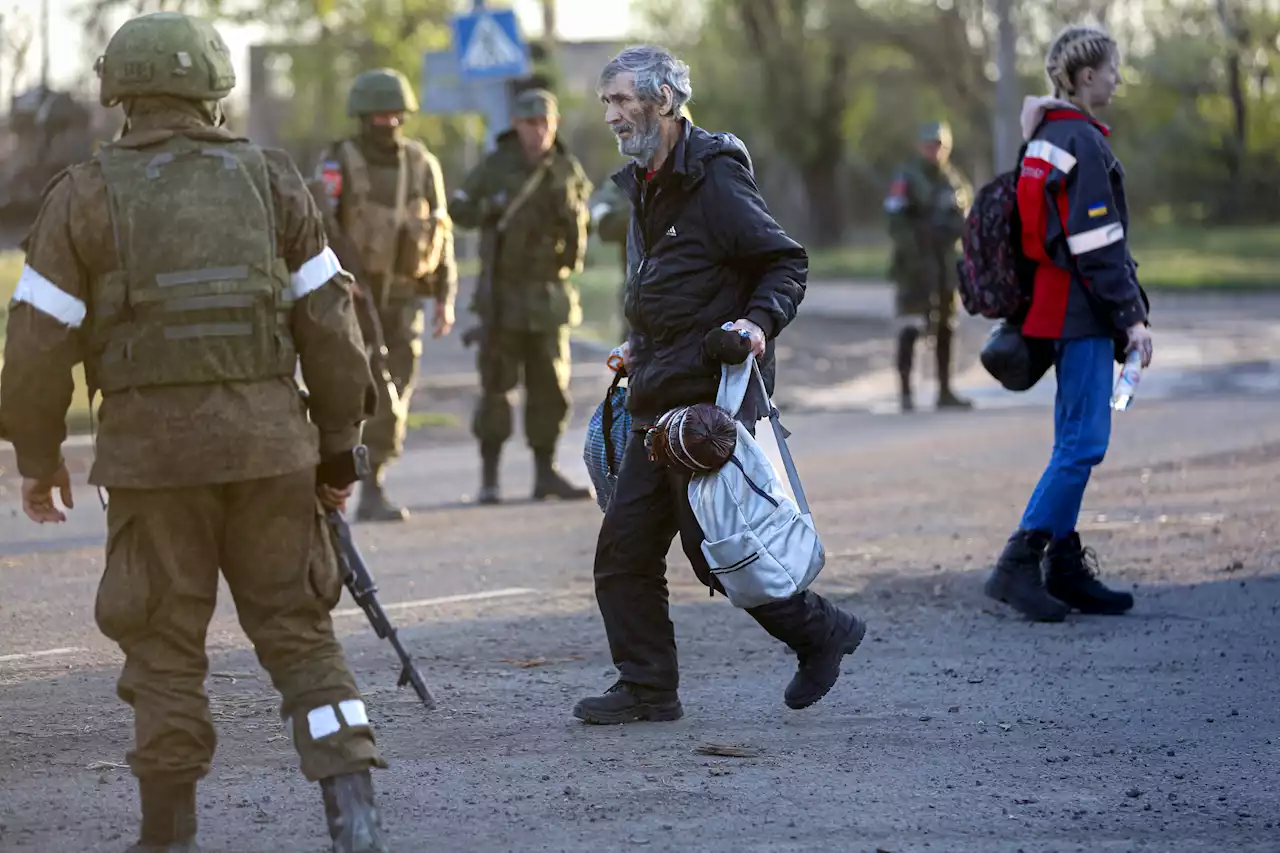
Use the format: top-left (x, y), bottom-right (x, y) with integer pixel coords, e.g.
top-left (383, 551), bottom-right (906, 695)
top-left (452, 7), bottom-right (531, 81)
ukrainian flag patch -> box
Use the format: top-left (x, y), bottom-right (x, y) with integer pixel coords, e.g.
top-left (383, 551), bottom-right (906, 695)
top-left (1087, 202), bottom-right (1108, 218)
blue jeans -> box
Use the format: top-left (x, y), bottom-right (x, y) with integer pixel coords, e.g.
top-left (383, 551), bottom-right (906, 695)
top-left (1020, 336), bottom-right (1114, 539)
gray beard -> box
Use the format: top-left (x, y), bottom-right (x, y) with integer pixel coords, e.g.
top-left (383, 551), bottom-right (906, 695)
top-left (616, 114), bottom-right (662, 165)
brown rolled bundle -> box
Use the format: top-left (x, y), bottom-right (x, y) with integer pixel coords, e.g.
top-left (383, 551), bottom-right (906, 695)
top-left (646, 403), bottom-right (738, 474)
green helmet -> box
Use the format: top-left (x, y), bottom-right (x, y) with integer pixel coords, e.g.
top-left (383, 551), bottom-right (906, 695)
top-left (95, 12), bottom-right (236, 108)
top-left (347, 69), bottom-right (419, 117)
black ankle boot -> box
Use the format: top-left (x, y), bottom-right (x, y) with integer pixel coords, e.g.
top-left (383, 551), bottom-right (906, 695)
top-left (321, 770), bottom-right (390, 853)
top-left (984, 529), bottom-right (1070, 622)
top-left (897, 326), bottom-right (918, 412)
top-left (571, 681), bottom-right (683, 725)
top-left (125, 777), bottom-right (199, 852)
top-left (478, 444), bottom-right (501, 505)
top-left (935, 326), bottom-right (973, 409)
top-left (533, 450), bottom-right (592, 501)
top-left (1044, 533), bottom-right (1134, 615)
top-left (750, 591), bottom-right (867, 710)
top-left (356, 464), bottom-right (409, 523)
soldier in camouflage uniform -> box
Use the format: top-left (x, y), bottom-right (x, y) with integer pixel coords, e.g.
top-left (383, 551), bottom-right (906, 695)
top-left (587, 178), bottom-right (632, 335)
top-left (314, 68), bottom-right (457, 522)
top-left (884, 120), bottom-right (974, 412)
top-left (0, 13), bottom-right (392, 853)
top-left (451, 89), bottom-right (594, 504)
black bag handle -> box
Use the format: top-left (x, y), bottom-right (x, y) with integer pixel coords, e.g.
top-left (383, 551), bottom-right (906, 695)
top-left (601, 371), bottom-right (625, 477)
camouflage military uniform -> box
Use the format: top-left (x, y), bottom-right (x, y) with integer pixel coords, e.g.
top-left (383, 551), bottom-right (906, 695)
top-left (588, 178), bottom-right (632, 336)
top-left (451, 89), bottom-right (593, 504)
top-left (885, 120), bottom-right (974, 411)
top-left (0, 13), bottom-right (391, 853)
top-left (315, 68), bottom-right (457, 522)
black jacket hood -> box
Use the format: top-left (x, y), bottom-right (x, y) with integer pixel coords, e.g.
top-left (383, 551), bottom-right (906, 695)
top-left (613, 120), bottom-right (753, 201)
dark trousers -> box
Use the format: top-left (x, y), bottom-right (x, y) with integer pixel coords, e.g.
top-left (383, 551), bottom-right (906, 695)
top-left (593, 429), bottom-right (845, 691)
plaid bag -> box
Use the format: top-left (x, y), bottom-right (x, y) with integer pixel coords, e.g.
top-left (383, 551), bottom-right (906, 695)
top-left (583, 371), bottom-right (631, 512)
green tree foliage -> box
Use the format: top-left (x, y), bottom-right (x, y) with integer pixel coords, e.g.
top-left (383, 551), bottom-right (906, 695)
top-left (637, 0), bottom-right (1280, 243)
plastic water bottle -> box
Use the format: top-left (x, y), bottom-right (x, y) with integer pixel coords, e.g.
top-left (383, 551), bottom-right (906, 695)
top-left (1111, 350), bottom-right (1143, 411)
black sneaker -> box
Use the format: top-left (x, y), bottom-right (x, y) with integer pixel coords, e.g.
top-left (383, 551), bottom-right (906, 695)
top-left (784, 611), bottom-right (867, 710)
top-left (1044, 533), bottom-right (1134, 615)
top-left (984, 529), bottom-right (1070, 622)
top-left (571, 681), bottom-right (683, 725)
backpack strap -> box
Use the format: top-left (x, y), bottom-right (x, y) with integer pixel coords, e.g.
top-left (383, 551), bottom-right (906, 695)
top-left (714, 356), bottom-right (812, 516)
top-left (749, 358), bottom-right (811, 516)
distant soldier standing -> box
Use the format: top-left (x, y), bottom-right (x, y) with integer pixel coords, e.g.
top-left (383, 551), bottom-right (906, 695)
top-left (884, 120), bottom-right (974, 412)
top-left (0, 13), bottom-right (393, 852)
top-left (451, 89), bottom-right (594, 504)
top-left (587, 177), bottom-right (632, 335)
top-left (315, 68), bottom-right (457, 522)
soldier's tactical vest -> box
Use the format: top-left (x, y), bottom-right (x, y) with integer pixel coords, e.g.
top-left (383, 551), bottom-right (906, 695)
top-left (337, 139), bottom-right (443, 282)
top-left (88, 134), bottom-right (296, 395)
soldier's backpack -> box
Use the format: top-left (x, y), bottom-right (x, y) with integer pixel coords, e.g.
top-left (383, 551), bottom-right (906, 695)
top-left (686, 356), bottom-right (825, 610)
top-left (955, 141), bottom-right (1035, 321)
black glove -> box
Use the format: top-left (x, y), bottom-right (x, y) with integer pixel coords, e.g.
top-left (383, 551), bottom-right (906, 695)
top-left (703, 327), bottom-right (753, 365)
top-left (317, 446), bottom-right (369, 489)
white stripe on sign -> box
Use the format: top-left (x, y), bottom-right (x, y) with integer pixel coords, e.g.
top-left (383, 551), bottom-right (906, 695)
top-left (0, 646), bottom-right (88, 664)
top-left (332, 587), bottom-right (538, 618)
top-left (12, 265), bottom-right (87, 328)
top-left (1068, 222), bottom-right (1125, 256)
top-left (1024, 140), bottom-right (1077, 175)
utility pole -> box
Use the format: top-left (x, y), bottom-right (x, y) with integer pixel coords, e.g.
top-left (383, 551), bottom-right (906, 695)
top-left (40, 0), bottom-right (50, 91)
top-left (992, 0), bottom-right (1019, 173)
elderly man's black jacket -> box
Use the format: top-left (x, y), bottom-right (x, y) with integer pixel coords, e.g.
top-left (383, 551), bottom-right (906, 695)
top-left (614, 120), bottom-right (807, 423)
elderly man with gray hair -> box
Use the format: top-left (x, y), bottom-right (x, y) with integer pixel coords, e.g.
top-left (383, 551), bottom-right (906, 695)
top-left (573, 45), bottom-right (867, 725)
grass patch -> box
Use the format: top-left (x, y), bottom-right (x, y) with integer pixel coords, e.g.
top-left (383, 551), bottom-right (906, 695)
top-left (805, 224), bottom-right (1280, 290)
top-left (405, 411), bottom-right (459, 430)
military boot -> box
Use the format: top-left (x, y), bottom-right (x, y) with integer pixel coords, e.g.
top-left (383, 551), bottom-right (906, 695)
top-left (321, 770), bottom-right (391, 853)
top-left (572, 681), bottom-right (683, 725)
top-left (478, 444), bottom-right (501, 505)
top-left (935, 325), bottom-right (973, 410)
top-left (124, 778), bottom-right (200, 853)
top-left (896, 326), bottom-right (918, 413)
top-left (984, 529), bottom-right (1070, 622)
top-left (356, 464), bottom-right (409, 523)
top-left (532, 450), bottom-right (592, 501)
top-left (1044, 533), bottom-right (1135, 615)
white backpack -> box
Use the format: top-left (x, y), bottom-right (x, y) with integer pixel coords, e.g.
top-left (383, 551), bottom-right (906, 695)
top-left (687, 357), bottom-right (826, 609)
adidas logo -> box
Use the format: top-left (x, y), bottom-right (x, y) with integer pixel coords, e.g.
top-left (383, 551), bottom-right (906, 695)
top-left (666, 226), bottom-right (677, 237)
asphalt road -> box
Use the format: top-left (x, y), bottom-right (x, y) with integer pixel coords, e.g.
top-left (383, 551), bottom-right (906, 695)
top-left (1, 288), bottom-right (1278, 852)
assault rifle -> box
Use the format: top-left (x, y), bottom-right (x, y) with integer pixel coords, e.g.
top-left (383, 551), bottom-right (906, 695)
top-left (325, 445), bottom-right (436, 709)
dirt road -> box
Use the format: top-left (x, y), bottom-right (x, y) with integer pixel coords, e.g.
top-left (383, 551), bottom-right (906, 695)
top-left (1, 291), bottom-right (1278, 852)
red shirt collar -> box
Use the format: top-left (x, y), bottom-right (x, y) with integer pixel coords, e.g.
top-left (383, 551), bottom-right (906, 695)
top-left (1043, 108), bottom-right (1111, 136)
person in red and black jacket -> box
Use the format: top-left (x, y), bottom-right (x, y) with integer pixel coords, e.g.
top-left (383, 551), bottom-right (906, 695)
top-left (984, 25), bottom-right (1155, 623)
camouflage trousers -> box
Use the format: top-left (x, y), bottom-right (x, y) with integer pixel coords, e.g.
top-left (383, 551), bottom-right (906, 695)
top-left (472, 327), bottom-right (572, 452)
top-left (362, 298), bottom-right (424, 467)
top-left (96, 470), bottom-right (385, 784)
top-left (894, 249), bottom-right (959, 333)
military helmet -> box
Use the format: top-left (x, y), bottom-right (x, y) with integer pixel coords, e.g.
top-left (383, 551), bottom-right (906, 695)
top-left (347, 68), bottom-right (419, 116)
top-left (95, 12), bottom-right (236, 108)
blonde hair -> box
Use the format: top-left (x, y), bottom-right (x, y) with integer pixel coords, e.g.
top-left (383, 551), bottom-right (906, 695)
top-left (1045, 26), bottom-right (1117, 98)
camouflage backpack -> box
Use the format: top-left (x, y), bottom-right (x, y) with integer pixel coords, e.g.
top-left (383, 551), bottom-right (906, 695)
top-left (955, 141), bottom-right (1035, 321)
